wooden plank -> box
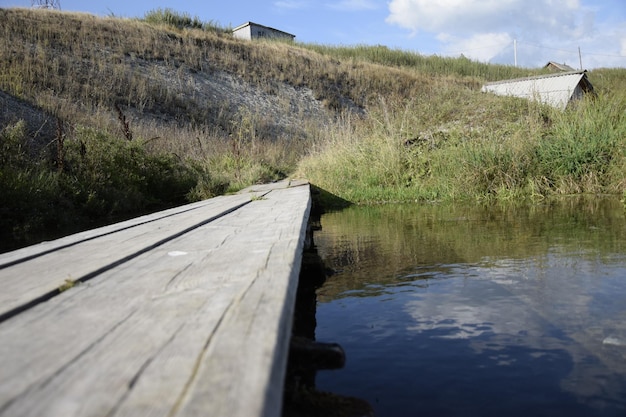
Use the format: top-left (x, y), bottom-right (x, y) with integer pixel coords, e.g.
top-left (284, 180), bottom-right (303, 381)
top-left (236, 178), bottom-right (307, 194)
top-left (0, 192), bottom-right (262, 322)
top-left (0, 183), bottom-right (311, 417)
top-left (0, 197), bottom-right (223, 268)
top-left (175, 184), bottom-right (310, 417)
top-left (1, 176), bottom-right (298, 268)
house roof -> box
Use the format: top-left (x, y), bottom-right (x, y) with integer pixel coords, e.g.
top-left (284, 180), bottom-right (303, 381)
top-left (481, 70), bottom-right (594, 110)
top-left (232, 21), bottom-right (295, 38)
top-left (545, 61), bottom-right (576, 71)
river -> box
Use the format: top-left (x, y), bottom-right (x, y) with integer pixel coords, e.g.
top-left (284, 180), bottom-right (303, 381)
top-left (312, 198), bottom-right (626, 416)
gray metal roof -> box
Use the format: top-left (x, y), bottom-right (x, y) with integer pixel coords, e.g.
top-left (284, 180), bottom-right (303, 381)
top-left (232, 21), bottom-right (295, 39)
top-left (545, 61), bottom-right (576, 72)
top-left (481, 71), bottom-right (594, 110)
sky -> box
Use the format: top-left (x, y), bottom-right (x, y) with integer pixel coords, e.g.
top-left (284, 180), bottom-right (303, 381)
top-left (3, 0), bottom-right (626, 69)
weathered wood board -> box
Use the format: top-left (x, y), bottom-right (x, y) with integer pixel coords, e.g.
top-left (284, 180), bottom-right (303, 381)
top-left (0, 180), bottom-right (311, 417)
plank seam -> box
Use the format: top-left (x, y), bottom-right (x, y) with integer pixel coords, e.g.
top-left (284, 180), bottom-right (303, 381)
top-left (0, 308), bottom-right (138, 416)
top-left (105, 323), bottom-right (186, 417)
top-left (0, 196), bottom-right (265, 325)
top-left (0, 203), bottom-right (214, 270)
top-left (167, 243), bottom-right (273, 417)
top-left (167, 296), bottom-right (239, 417)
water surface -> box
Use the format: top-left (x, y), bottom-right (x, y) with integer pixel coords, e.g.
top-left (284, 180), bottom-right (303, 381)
top-left (313, 199), bottom-right (626, 417)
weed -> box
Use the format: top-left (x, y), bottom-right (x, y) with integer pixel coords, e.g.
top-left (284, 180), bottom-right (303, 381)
top-left (115, 104), bottom-right (133, 141)
top-left (59, 278), bottom-right (77, 292)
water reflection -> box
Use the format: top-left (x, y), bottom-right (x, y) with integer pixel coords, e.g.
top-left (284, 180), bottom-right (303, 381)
top-left (314, 199), bottom-right (626, 416)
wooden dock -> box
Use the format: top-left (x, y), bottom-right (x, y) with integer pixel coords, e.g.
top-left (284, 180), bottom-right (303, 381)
top-left (0, 179), bottom-right (311, 417)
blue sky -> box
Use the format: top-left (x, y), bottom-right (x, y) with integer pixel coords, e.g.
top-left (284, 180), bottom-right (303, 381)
top-left (3, 0), bottom-right (626, 69)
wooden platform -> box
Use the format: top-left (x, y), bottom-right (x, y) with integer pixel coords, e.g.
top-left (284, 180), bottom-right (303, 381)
top-left (0, 179), bottom-right (311, 417)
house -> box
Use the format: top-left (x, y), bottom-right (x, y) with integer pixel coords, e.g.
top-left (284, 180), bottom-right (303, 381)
top-left (232, 22), bottom-right (295, 41)
top-left (544, 61), bottom-right (576, 72)
top-left (481, 70), bottom-right (594, 110)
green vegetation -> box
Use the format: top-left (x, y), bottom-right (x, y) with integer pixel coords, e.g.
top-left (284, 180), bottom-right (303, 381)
top-left (142, 8), bottom-right (205, 31)
top-left (299, 43), bottom-right (545, 81)
top-left (298, 92), bottom-right (626, 203)
top-left (142, 8), bottom-right (228, 33)
top-left (58, 278), bottom-right (78, 292)
top-left (1, 7), bottom-right (625, 250)
top-left (0, 120), bottom-right (202, 248)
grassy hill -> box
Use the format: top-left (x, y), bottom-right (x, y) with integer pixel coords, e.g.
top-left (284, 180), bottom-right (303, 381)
top-left (1, 7), bottom-right (626, 250)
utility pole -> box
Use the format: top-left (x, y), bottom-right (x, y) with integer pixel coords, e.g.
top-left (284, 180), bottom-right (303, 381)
top-left (578, 46), bottom-right (583, 70)
top-left (514, 39), bottom-right (517, 67)
top-left (31, 0), bottom-right (61, 9)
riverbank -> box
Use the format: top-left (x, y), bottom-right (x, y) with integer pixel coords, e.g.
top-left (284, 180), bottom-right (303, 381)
top-left (297, 85), bottom-right (626, 204)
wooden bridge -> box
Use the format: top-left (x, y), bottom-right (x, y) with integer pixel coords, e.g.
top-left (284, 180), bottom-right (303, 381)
top-left (0, 180), bottom-right (311, 417)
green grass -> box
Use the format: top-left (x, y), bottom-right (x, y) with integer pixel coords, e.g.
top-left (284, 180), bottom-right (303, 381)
top-left (297, 91), bottom-right (626, 203)
top-left (0, 120), bottom-right (204, 249)
top-left (142, 8), bottom-right (205, 30)
top-left (533, 93), bottom-right (626, 194)
top-left (299, 43), bottom-right (544, 81)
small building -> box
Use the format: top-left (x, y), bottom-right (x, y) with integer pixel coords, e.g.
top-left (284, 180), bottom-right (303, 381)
top-left (232, 22), bottom-right (295, 41)
top-left (481, 70), bottom-right (594, 110)
top-left (544, 61), bottom-right (576, 72)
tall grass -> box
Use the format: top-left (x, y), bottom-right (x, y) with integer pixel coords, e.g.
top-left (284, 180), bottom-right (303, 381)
top-left (533, 94), bottom-right (626, 195)
top-left (300, 43), bottom-right (544, 81)
top-left (298, 91), bottom-right (626, 203)
top-left (142, 8), bottom-right (205, 31)
top-left (0, 120), bottom-right (204, 250)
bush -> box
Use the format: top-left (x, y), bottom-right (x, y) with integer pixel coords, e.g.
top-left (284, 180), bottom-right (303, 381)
top-left (0, 122), bottom-right (205, 250)
top-left (533, 94), bottom-right (626, 193)
top-left (0, 122), bottom-right (64, 247)
top-left (62, 126), bottom-right (200, 216)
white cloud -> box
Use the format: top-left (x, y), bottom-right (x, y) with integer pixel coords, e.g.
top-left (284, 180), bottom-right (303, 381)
top-left (386, 0), bottom-right (583, 37)
top-left (327, 0), bottom-right (379, 11)
top-left (384, 0), bottom-right (626, 68)
top-left (438, 32), bottom-right (513, 62)
top-left (387, 0), bottom-right (517, 34)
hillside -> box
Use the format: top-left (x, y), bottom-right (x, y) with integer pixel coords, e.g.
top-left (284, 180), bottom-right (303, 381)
top-left (1, 7), bottom-right (564, 147)
top-left (0, 9), bottom-right (333, 145)
top-left (2, 7), bottom-right (626, 250)
top-left (0, 7), bottom-right (342, 249)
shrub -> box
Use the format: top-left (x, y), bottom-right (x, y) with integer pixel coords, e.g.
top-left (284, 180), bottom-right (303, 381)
top-left (62, 126), bottom-right (200, 216)
top-left (0, 122), bottom-right (205, 250)
top-left (533, 94), bottom-right (626, 194)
